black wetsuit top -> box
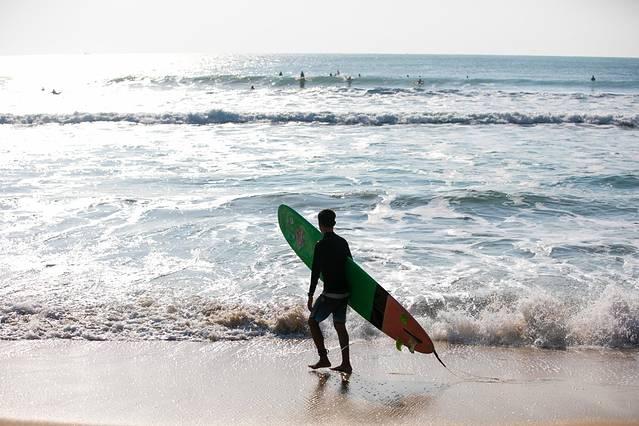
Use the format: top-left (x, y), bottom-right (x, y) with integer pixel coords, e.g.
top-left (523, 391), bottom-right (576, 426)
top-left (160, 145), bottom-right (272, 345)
top-left (309, 231), bottom-right (352, 298)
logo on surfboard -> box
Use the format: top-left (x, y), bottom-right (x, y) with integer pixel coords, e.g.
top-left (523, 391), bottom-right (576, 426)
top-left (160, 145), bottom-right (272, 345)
top-left (294, 227), bottom-right (305, 249)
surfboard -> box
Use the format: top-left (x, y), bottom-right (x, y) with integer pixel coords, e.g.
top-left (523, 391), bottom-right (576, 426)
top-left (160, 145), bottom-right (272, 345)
top-left (278, 204), bottom-right (439, 357)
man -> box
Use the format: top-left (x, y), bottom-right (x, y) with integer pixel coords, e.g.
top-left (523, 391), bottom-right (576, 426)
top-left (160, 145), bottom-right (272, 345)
top-left (307, 209), bottom-right (353, 374)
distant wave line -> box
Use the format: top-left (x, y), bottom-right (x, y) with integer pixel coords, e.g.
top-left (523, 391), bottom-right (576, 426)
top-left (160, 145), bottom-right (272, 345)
top-left (106, 74), bottom-right (639, 90)
top-left (1, 111), bottom-right (637, 128)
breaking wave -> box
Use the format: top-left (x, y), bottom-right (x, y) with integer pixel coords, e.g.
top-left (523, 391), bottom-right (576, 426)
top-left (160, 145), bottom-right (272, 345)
top-left (0, 297), bottom-right (309, 342)
top-left (2, 286), bottom-right (637, 349)
top-left (421, 286), bottom-right (639, 349)
top-left (2, 111), bottom-right (637, 128)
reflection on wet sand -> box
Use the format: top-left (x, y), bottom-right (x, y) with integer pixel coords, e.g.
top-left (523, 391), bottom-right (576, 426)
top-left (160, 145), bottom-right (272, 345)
top-left (305, 370), bottom-right (435, 423)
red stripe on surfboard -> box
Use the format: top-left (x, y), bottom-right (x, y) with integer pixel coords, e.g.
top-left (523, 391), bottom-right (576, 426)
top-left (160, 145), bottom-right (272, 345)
top-left (381, 297), bottom-right (434, 354)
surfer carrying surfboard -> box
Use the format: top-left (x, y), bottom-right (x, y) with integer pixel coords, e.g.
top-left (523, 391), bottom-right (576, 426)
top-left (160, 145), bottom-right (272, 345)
top-left (307, 209), bottom-right (353, 374)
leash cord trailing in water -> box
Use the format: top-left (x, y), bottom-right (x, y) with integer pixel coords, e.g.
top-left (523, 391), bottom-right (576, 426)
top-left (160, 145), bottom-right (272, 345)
top-left (432, 347), bottom-right (503, 383)
top-left (432, 348), bottom-right (447, 368)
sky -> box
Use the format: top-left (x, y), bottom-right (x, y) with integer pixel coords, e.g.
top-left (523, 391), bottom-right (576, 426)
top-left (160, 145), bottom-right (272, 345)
top-left (1, 0), bottom-right (638, 57)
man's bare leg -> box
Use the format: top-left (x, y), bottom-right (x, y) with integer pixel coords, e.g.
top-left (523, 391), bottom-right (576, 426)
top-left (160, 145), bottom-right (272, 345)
top-left (308, 317), bottom-right (331, 369)
top-left (330, 321), bottom-right (352, 373)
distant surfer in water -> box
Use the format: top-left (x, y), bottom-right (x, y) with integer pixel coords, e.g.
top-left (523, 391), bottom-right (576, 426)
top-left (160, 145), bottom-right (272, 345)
top-left (307, 209), bottom-right (353, 374)
top-left (591, 75), bottom-right (596, 82)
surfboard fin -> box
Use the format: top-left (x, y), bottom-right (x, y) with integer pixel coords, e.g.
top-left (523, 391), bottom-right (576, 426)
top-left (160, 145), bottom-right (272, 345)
top-left (395, 339), bottom-right (403, 351)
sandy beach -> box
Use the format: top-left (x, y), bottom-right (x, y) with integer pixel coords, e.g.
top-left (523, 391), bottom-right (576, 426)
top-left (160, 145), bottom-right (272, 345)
top-left (2, 1), bottom-right (639, 424)
top-left (0, 338), bottom-right (637, 425)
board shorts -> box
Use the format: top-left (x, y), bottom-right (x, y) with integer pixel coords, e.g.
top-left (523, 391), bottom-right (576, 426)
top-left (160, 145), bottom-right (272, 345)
top-left (311, 294), bottom-right (348, 323)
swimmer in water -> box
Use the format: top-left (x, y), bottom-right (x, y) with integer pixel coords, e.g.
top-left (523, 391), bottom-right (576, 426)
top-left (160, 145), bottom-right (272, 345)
top-left (591, 75), bottom-right (596, 82)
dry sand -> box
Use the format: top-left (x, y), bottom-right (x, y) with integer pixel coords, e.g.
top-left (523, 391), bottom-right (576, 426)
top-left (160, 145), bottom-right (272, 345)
top-left (0, 338), bottom-right (637, 425)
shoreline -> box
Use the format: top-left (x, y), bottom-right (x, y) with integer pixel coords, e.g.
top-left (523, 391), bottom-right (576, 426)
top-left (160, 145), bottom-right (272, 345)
top-left (0, 339), bottom-right (637, 425)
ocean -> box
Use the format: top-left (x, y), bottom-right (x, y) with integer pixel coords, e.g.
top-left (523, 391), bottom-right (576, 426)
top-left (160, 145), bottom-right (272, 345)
top-left (0, 53), bottom-right (637, 349)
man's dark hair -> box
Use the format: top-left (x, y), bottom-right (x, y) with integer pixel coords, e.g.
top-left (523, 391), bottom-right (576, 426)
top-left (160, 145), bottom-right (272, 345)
top-left (318, 209), bottom-right (336, 227)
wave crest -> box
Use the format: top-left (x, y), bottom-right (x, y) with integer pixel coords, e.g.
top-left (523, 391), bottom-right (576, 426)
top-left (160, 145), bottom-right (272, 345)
top-left (2, 111), bottom-right (637, 128)
top-left (2, 286), bottom-right (637, 348)
top-left (423, 286), bottom-right (639, 349)
top-left (0, 297), bottom-right (310, 342)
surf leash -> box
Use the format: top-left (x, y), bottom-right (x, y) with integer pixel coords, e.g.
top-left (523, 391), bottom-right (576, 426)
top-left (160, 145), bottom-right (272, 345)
top-left (432, 348), bottom-right (447, 368)
top-left (431, 345), bottom-right (503, 383)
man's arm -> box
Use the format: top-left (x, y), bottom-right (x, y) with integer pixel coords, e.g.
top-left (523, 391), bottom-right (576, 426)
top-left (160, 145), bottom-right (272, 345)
top-left (309, 243), bottom-right (321, 297)
top-left (308, 243), bottom-right (321, 311)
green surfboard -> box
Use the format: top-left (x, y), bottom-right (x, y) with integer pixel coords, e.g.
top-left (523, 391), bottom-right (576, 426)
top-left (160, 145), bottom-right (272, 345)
top-left (278, 204), bottom-right (440, 358)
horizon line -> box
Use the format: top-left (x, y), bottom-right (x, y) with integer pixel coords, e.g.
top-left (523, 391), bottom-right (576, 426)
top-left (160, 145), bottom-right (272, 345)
top-left (1, 51), bottom-right (638, 60)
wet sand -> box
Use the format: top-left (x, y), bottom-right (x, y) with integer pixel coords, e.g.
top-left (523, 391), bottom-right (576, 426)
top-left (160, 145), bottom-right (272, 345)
top-left (0, 339), bottom-right (637, 425)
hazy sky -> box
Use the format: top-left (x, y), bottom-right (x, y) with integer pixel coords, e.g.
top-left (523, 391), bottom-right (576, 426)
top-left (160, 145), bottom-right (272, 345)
top-left (1, 0), bottom-right (638, 57)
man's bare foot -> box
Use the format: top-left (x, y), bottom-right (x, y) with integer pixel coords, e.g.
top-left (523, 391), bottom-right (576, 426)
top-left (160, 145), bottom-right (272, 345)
top-left (308, 358), bottom-right (331, 369)
top-left (330, 364), bottom-right (352, 374)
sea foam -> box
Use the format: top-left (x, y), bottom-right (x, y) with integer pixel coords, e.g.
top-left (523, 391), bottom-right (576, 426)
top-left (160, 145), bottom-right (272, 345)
top-left (426, 286), bottom-right (639, 349)
top-left (2, 286), bottom-right (637, 348)
top-left (1, 111), bottom-right (637, 127)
